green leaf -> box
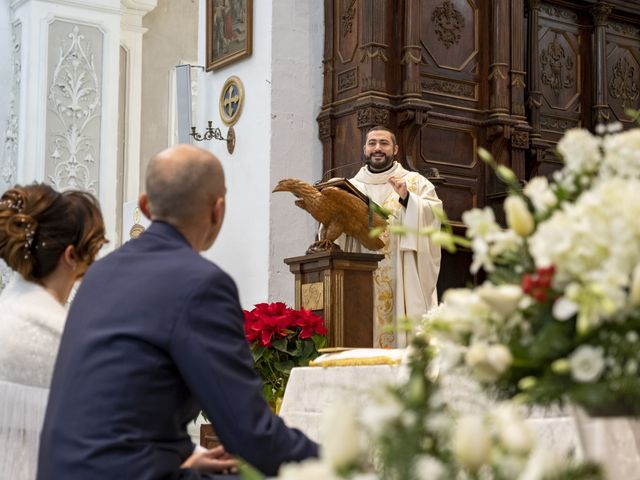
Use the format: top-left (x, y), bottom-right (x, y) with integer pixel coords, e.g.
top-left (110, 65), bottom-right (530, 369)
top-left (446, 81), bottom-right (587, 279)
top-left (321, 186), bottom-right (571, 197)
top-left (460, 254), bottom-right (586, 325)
top-left (271, 337), bottom-right (288, 353)
top-left (312, 334), bottom-right (326, 350)
top-left (274, 359), bottom-right (295, 375)
top-left (238, 459), bottom-right (265, 480)
top-left (251, 345), bottom-right (265, 363)
top-left (301, 340), bottom-right (314, 358)
top-left (262, 382), bottom-right (274, 402)
top-left (526, 320), bottom-right (574, 361)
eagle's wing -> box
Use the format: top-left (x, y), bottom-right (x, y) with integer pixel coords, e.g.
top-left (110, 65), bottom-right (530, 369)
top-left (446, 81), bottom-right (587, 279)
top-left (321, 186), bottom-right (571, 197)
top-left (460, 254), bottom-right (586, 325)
top-left (321, 187), bottom-right (386, 251)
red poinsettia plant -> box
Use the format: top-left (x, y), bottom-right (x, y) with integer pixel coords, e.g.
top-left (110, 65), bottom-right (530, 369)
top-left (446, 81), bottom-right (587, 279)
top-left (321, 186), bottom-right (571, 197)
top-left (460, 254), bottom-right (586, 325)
top-left (244, 302), bottom-right (328, 408)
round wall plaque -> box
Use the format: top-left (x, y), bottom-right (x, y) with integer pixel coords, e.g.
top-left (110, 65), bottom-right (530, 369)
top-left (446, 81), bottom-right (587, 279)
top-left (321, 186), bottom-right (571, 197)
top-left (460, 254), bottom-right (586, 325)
top-left (219, 76), bottom-right (244, 127)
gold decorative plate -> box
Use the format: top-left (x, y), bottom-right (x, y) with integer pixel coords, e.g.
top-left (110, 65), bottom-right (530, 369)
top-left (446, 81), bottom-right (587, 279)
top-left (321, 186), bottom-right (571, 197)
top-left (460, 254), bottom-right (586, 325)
top-left (219, 76), bottom-right (244, 127)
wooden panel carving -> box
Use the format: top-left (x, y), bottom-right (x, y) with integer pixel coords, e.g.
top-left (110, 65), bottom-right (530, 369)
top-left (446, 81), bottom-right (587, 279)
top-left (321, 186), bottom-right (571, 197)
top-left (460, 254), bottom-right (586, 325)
top-left (609, 55), bottom-right (640, 108)
top-left (539, 30), bottom-right (580, 109)
top-left (357, 107), bottom-right (390, 127)
top-left (422, 0), bottom-right (478, 71)
top-left (337, 67), bottom-right (358, 92)
top-left (422, 76), bottom-right (477, 100)
top-left (432, 0), bottom-right (466, 48)
top-left (422, 123), bottom-right (478, 169)
top-left (435, 181), bottom-right (478, 222)
top-left (337, 0), bottom-right (358, 63)
top-left (605, 19), bottom-right (640, 122)
top-left (540, 33), bottom-right (576, 97)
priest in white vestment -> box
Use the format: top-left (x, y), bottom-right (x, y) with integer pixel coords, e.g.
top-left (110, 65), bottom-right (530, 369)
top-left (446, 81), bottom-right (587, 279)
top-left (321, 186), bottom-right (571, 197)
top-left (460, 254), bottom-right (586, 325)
top-left (340, 126), bottom-right (442, 348)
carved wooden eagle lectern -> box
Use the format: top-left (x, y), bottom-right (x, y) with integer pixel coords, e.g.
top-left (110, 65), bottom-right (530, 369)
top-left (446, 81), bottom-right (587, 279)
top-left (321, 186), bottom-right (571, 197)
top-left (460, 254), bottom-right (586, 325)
top-left (273, 178), bottom-right (387, 254)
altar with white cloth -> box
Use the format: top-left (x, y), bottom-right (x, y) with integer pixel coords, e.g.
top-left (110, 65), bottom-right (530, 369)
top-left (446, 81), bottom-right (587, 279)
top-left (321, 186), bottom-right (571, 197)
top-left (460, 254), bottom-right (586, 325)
top-left (279, 350), bottom-right (581, 454)
top-left (280, 351), bottom-right (640, 479)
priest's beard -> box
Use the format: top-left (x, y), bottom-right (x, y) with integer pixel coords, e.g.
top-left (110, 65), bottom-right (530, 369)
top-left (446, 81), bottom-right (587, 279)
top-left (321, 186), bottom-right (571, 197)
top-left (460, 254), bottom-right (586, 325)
top-left (364, 153), bottom-right (395, 173)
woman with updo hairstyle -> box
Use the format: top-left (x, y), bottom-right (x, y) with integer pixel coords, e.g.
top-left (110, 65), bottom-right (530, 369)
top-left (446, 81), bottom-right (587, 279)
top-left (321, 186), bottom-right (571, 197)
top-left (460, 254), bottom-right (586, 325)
top-left (0, 183), bottom-right (106, 480)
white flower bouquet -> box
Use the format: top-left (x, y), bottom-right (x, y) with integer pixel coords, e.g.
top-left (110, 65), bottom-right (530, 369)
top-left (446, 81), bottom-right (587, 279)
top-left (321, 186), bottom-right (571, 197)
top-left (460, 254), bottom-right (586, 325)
top-left (272, 334), bottom-right (601, 480)
top-left (426, 123), bottom-right (640, 414)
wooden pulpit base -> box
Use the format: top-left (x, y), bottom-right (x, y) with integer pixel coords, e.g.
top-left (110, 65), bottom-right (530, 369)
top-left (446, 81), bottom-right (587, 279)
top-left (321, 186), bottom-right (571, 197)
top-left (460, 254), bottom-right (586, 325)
top-left (284, 250), bottom-right (384, 348)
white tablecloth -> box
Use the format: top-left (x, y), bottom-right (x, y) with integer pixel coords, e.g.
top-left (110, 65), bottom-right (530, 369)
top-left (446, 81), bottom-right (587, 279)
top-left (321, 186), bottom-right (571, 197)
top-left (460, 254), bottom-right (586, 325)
top-left (279, 364), bottom-right (580, 456)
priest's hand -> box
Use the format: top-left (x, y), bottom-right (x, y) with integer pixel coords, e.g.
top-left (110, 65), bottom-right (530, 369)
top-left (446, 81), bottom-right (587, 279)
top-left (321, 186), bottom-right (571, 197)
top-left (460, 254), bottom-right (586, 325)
top-left (388, 176), bottom-right (409, 202)
top-left (182, 445), bottom-right (238, 474)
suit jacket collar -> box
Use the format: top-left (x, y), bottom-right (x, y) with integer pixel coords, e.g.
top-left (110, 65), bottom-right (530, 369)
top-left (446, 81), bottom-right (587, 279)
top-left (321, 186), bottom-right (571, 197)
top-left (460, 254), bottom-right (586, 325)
top-left (144, 221), bottom-right (192, 247)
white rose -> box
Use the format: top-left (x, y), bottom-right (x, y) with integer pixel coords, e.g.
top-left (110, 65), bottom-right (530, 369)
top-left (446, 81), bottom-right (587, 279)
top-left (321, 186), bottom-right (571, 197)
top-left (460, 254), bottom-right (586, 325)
top-left (569, 345), bottom-right (605, 383)
top-left (321, 399), bottom-right (362, 470)
top-left (452, 415), bottom-right (492, 471)
top-left (487, 344), bottom-right (513, 376)
top-left (504, 195), bottom-right (535, 237)
top-left (556, 128), bottom-right (601, 174)
top-left (524, 176), bottom-right (557, 214)
top-left (552, 297), bottom-right (578, 321)
top-left (413, 455), bottom-right (446, 480)
top-left (278, 459), bottom-right (339, 480)
top-left (476, 283), bottom-right (523, 318)
top-left (360, 391), bottom-right (402, 438)
top-left (492, 405), bottom-right (533, 454)
top-left (462, 207), bottom-right (501, 239)
top-left (519, 446), bottom-right (569, 480)
top-left (499, 421), bottom-right (533, 454)
top-left (465, 343), bottom-right (513, 382)
top-left (435, 341), bottom-right (464, 373)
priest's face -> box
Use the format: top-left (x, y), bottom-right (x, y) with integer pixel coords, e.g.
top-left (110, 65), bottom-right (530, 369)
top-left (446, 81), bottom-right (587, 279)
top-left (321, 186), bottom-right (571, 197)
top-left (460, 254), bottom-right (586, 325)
top-left (364, 130), bottom-right (398, 172)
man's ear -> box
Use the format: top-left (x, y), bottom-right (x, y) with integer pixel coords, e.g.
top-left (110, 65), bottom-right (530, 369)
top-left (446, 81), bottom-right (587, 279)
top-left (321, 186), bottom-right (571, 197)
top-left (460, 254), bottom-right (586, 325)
top-left (138, 193), bottom-right (151, 220)
top-left (210, 196), bottom-right (225, 225)
top-left (393, 144), bottom-right (399, 156)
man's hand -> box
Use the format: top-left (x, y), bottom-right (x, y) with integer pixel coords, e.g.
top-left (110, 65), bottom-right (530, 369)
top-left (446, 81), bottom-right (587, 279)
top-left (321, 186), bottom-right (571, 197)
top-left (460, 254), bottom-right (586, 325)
top-left (182, 445), bottom-right (238, 474)
top-left (388, 176), bottom-right (409, 201)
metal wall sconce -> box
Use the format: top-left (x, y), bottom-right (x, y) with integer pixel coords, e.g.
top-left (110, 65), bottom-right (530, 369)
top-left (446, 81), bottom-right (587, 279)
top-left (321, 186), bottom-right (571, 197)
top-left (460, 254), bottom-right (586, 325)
top-left (190, 121), bottom-right (236, 154)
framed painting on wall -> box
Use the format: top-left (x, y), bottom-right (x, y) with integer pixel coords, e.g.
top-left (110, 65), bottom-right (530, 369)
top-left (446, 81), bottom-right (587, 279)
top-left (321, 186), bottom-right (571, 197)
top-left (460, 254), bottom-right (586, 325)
top-left (206, 0), bottom-right (253, 71)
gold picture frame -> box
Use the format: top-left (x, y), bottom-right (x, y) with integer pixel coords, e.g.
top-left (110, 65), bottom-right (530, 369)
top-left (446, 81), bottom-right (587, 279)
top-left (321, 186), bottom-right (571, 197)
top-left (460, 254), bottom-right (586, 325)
top-left (206, 0), bottom-right (253, 71)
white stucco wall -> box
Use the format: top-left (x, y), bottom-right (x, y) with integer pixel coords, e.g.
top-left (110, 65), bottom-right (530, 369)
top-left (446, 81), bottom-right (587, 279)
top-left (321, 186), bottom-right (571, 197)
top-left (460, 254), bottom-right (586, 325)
top-left (198, 0), bottom-right (273, 309)
top-left (198, 0), bottom-right (323, 309)
top-left (0, 4), bottom-right (11, 162)
top-left (268, 1), bottom-right (324, 302)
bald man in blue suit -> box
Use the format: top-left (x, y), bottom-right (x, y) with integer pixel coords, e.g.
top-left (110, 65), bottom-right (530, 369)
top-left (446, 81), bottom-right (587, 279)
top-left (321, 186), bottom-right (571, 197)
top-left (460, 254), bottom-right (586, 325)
top-left (38, 145), bottom-right (318, 479)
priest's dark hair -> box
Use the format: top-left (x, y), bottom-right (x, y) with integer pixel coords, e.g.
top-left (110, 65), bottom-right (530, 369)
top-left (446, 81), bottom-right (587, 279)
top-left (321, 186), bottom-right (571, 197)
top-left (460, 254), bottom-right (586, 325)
top-left (366, 125), bottom-right (397, 145)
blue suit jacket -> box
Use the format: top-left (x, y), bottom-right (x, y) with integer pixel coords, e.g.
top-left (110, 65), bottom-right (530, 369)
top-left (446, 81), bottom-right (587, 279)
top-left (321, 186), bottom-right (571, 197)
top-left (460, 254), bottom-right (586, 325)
top-left (38, 222), bottom-right (318, 479)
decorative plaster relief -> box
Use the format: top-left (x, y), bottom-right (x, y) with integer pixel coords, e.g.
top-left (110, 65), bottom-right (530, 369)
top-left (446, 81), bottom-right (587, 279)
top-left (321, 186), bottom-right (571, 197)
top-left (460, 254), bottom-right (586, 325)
top-left (540, 33), bottom-right (574, 96)
top-left (609, 57), bottom-right (639, 108)
top-left (1, 22), bottom-right (21, 191)
top-left (432, 0), bottom-right (465, 49)
top-left (45, 22), bottom-right (102, 195)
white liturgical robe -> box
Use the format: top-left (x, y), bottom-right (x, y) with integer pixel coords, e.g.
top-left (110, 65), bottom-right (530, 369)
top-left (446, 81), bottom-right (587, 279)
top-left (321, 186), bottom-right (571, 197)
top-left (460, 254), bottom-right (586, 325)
top-left (342, 162), bottom-right (442, 348)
